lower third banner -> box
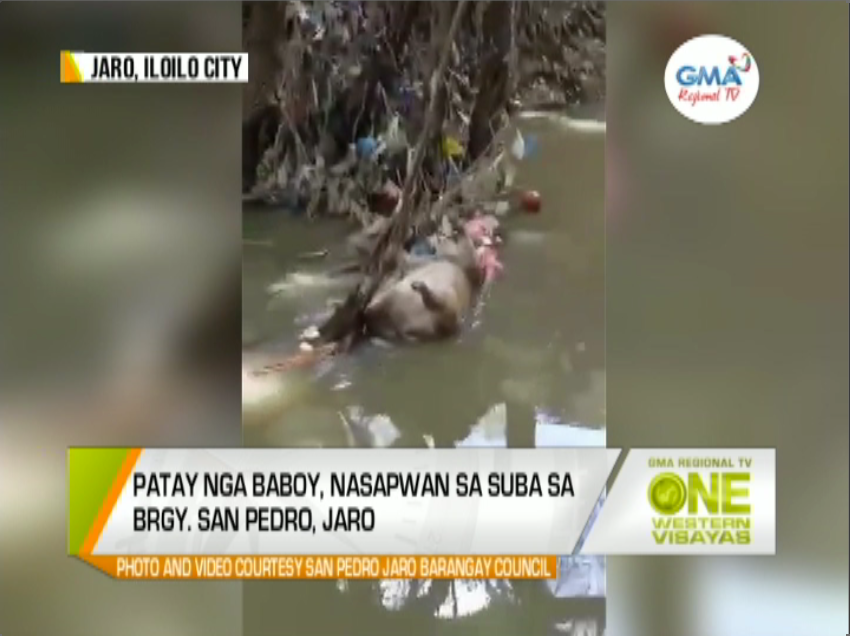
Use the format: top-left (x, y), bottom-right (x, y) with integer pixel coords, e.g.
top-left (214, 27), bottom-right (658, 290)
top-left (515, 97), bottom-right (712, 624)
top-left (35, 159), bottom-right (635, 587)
top-left (67, 447), bottom-right (775, 579)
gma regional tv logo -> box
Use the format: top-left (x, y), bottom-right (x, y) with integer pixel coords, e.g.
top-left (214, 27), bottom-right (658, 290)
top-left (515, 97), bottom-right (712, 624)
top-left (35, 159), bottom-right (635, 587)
top-left (647, 457), bottom-right (751, 546)
top-left (664, 34), bottom-right (760, 125)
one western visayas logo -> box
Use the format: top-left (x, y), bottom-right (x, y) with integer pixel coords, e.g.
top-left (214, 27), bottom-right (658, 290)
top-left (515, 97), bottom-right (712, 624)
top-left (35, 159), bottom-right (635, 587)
top-left (664, 34), bottom-right (760, 125)
top-left (647, 457), bottom-right (751, 546)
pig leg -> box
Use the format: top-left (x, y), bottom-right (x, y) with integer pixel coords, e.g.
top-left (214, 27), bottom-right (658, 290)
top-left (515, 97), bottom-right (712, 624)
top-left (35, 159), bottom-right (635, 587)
top-left (410, 281), bottom-right (459, 337)
top-left (411, 281), bottom-right (444, 312)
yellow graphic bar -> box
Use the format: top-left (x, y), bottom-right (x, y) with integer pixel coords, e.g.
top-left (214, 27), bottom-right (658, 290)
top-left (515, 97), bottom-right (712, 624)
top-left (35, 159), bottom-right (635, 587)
top-left (60, 51), bottom-right (83, 84)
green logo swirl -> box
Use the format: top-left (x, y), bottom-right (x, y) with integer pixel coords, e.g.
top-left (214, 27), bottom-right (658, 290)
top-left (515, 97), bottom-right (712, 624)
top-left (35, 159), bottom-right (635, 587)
top-left (648, 473), bottom-right (687, 515)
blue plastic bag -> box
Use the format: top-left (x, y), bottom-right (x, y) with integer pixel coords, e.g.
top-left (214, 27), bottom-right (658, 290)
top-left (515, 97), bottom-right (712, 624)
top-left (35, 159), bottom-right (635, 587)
top-left (410, 239), bottom-right (436, 257)
top-left (356, 136), bottom-right (378, 159)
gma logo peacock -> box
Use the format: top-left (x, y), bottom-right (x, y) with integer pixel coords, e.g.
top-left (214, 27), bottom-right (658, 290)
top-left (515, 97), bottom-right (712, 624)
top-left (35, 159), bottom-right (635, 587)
top-left (647, 460), bottom-right (751, 546)
top-left (664, 34), bottom-right (760, 125)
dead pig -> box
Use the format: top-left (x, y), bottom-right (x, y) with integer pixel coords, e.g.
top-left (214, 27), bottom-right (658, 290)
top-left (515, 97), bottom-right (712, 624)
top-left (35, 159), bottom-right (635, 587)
top-left (364, 236), bottom-right (502, 342)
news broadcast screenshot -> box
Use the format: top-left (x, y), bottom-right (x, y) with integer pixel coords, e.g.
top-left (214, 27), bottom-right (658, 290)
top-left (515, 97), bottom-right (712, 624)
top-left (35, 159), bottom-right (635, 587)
top-left (0, 2), bottom-right (846, 636)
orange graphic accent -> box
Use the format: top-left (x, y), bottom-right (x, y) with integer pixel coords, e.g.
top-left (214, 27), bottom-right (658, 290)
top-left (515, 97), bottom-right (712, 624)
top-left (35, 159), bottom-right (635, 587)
top-left (61, 52), bottom-right (83, 83)
top-left (80, 448), bottom-right (143, 555)
top-left (77, 554), bottom-right (559, 580)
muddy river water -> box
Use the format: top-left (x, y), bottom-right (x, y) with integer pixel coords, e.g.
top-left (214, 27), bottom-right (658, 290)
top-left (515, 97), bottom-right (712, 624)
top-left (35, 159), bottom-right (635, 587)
top-left (241, 114), bottom-right (605, 634)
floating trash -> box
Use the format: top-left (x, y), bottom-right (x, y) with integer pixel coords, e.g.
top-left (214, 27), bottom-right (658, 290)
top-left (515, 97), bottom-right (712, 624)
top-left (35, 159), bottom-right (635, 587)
top-left (509, 129), bottom-right (525, 160)
top-left (522, 134), bottom-right (539, 159)
top-left (520, 189), bottom-right (542, 214)
top-left (410, 239), bottom-right (437, 257)
top-left (441, 135), bottom-right (465, 158)
top-left (355, 136), bottom-right (378, 159)
top-left (300, 325), bottom-right (321, 341)
top-left (380, 114), bottom-right (408, 153)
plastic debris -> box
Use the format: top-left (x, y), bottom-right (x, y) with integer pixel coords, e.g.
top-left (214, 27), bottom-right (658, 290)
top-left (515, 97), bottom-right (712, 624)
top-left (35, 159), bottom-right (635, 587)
top-left (522, 134), bottom-right (539, 159)
top-left (300, 325), bottom-right (321, 341)
top-left (510, 129), bottom-right (526, 160)
top-left (520, 189), bottom-right (542, 213)
top-left (441, 136), bottom-right (465, 159)
top-left (410, 239), bottom-right (437, 257)
top-left (355, 136), bottom-right (378, 159)
top-left (380, 115), bottom-right (408, 154)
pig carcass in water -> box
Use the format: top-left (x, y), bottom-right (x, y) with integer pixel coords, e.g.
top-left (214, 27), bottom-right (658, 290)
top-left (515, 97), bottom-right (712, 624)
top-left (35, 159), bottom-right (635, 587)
top-left (364, 229), bottom-right (502, 342)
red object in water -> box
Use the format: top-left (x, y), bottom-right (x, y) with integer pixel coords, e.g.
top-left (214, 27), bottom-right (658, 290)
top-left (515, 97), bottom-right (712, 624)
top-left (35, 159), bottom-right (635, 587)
top-left (368, 185), bottom-right (400, 215)
top-left (520, 190), bottom-right (542, 214)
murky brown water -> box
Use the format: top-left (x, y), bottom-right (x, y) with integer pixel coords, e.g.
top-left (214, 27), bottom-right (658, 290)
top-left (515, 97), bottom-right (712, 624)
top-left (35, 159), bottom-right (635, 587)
top-left (241, 116), bottom-right (605, 633)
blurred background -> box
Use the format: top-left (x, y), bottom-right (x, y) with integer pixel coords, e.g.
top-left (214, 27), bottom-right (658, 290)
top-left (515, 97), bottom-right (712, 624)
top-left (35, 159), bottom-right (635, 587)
top-left (606, 3), bottom-right (848, 635)
top-left (0, 3), bottom-right (243, 635)
top-left (0, 2), bottom-right (847, 636)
